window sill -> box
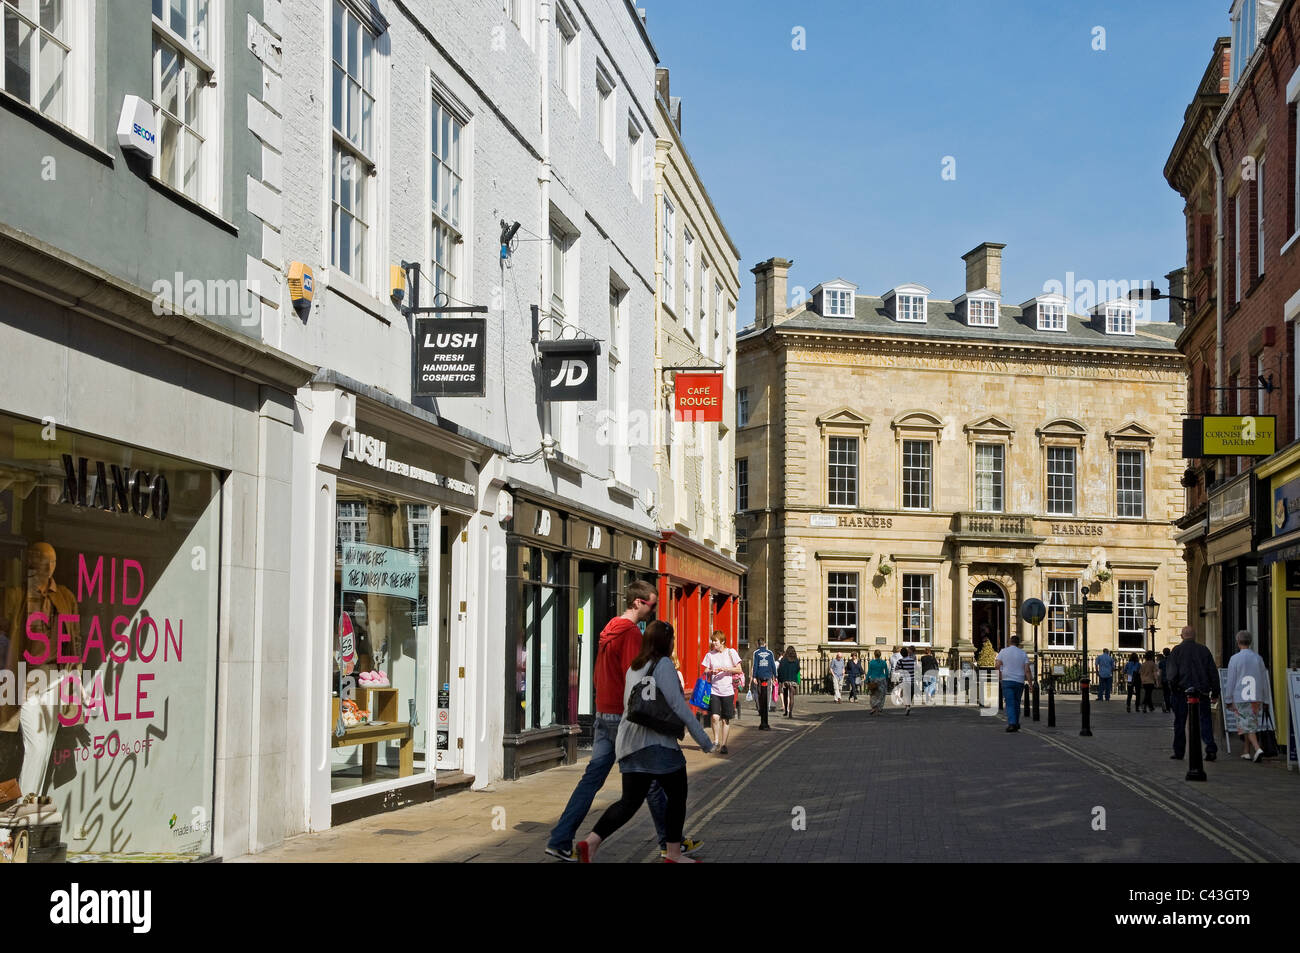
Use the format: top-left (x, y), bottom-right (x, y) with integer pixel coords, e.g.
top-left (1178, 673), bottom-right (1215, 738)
top-left (147, 176), bottom-right (238, 236)
top-left (324, 268), bottom-right (393, 325)
top-left (0, 90), bottom-right (111, 166)
top-left (1244, 274), bottom-right (1266, 300)
top-left (1281, 231), bottom-right (1300, 257)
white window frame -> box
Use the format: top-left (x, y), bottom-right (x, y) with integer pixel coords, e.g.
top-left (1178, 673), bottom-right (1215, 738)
top-left (827, 571), bottom-right (860, 644)
top-left (431, 89), bottom-right (466, 303)
top-left (827, 434), bottom-right (859, 508)
top-left (682, 229), bottom-right (694, 336)
top-left (901, 573), bottom-right (933, 647)
top-left (1105, 306), bottom-right (1134, 335)
top-left (1231, 0), bottom-right (1257, 88)
top-left (151, 0), bottom-right (219, 208)
top-left (506, 0), bottom-right (535, 48)
top-left (1115, 447), bottom-right (1144, 518)
top-left (550, 218), bottom-right (571, 318)
top-left (901, 439), bottom-right (933, 510)
top-left (714, 282), bottom-right (723, 360)
top-left (1258, 154), bottom-right (1266, 277)
top-left (896, 293), bottom-right (927, 323)
top-left (2, 0), bottom-right (91, 136)
top-left (596, 62), bottom-right (615, 161)
top-left (554, 2), bottom-right (578, 109)
top-left (974, 442), bottom-right (1004, 514)
top-left (1046, 446), bottom-right (1076, 516)
top-left (330, 0), bottom-right (378, 286)
top-left (1117, 580), bottom-right (1148, 651)
top-left (699, 260), bottom-right (710, 342)
top-left (737, 387), bottom-right (749, 427)
top-left (1038, 302), bottom-right (1066, 331)
top-left (1234, 192), bottom-right (1244, 303)
top-left (966, 296), bottom-right (999, 327)
top-left (825, 288), bottom-right (853, 317)
top-left (607, 280), bottom-right (628, 481)
top-left (661, 196), bottom-right (675, 312)
top-left (627, 113), bottom-right (643, 200)
top-left (736, 457), bottom-right (748, 512)
top-left (1046, 577), bottom-right (1077, 649)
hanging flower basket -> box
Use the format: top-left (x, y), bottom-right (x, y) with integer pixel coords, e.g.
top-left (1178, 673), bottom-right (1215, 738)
top-left (1095, 568), bottom-right (1112, 582)
top-left (878, 560), bottom-right (894, 576)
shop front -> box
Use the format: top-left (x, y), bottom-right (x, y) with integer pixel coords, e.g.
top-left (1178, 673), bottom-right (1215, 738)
top-left (658, 531), bottom-right (743, 682)
top-left (0, 413), bottom-right (222, 860)
top-left (502, 487), bottom-right (658, 778)
top-left (1254, 446), bottom-right (1300, 742)
top-left (299, 376), bottom-right (492, 828)
top-left (1206, 473), bottom-right (1259, 664)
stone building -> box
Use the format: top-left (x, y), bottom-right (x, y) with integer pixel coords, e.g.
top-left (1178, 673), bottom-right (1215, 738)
top-left (736, 245), bottom-right (1188, 668)
top-left (651, 66), bottom-right (744, 678)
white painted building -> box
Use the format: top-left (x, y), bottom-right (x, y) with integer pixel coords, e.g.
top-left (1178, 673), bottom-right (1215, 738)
top-left (269, 0), bottom-right (663, 841)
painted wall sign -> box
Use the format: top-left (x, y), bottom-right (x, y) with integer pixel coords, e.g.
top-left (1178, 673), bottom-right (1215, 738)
top-left (674, 373), bottom-right (724, 422)
top-left (413, 317), bottom-right (486, 397)
top-left (342, 428), bottom-right (476, 499)
top-left (1050, 522), bottom-right (1104, 537)
top-left (1202, 415), bottom-right (1276, 456)
top-left (829, 514), bottom-right (894, 529)
top-left (539, 339), bottom-right (601, 402)
top-left (341, 542), bottom-right (421, 600)
top-left (116, 95), bottom-right (158, 159)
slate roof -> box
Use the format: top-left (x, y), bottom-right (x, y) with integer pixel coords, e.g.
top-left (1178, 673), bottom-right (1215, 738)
top-left (739, 296), bottom-right (1182, 352)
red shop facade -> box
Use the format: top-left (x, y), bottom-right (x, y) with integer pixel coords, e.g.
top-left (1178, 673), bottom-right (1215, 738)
top-left (658, 531), bottom-right (745, 683)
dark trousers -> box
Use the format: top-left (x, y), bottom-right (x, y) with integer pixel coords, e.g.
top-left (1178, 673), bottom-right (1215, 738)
top-left (1171, 692), bottom-right (1218, 757)
top-left (1161, 684), bottom-right (1172, 711)
top-left (1126, 680), bottom-right (1140, 709)
top-left (592, 768), bottom-right (687, 844)
top-left (755, 679), bottom-right (772, 727)
top-left (1141, 684), bottom-right (1155, 711)
top-left (847, 676), bottom-right (859, 701)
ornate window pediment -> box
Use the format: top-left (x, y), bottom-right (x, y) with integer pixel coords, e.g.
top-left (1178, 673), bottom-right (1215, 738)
top-left (1105, 420), bottom-right (1156, 449)
top-left (817, 408), bottom-right (871, 431)
top-left (964, 414), bottom-right (1015, 444)
top-left (891, 410), bottom-right (945, 442)
top-left (1036, 417), bottom-right (1088, 447)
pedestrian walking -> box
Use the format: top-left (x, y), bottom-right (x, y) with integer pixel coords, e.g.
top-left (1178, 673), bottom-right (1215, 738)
top-left (1165, 626), bottom-right (1220, 762)
top-left (1158, 648), bottom-right (1172, 712)
top-left (1095, 648), bottom-right (1114, 702)
top-left (703, 634), bottom-right (742, 754)
top-left (830, 652), bottom-right (846, 702)
top-left (1123, 652), bottom-right (1141, 712)
top-left (777, 646), bottom-right (800, 717)
top-left (1139, 651), bottom-right (1159, 713)
top-left (866, 650), bottom-right (889, 713)
top-left (750, 637), bottom-right (779, 730)
top-left (889, 645), bottom-right (903, 704)
top-left (920, 648), bottom-right (939, 704)
top-left (893, 647), bottom-right (916, 715)
top-left (1224, 630), bottom-right (1272, 763)
top-left (573, 621), bottom-right (716, 863)
top-left (996, 635), bottom-right (1033, 732)
top-left (845, 653), bottom-right (864, 702)
top-left (546, 581), bottom-right (700, 861)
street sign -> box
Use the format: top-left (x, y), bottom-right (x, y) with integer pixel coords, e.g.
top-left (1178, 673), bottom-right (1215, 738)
top-left (1020, 597), bottom-right (1047, 626)
top-left (1084, 600), bottom-right (1113, 613)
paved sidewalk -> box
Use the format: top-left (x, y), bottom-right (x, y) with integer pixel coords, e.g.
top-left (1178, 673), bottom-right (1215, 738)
top-left (231, 704), bottom-right (812, 863)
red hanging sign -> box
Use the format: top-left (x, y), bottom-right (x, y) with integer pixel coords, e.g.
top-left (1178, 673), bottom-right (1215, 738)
top-left (674, 373), bottom-right (724, 422)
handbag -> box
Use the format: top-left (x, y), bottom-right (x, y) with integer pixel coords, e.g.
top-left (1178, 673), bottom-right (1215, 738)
top-left (626, 661), bottom-right (687, 739)
top-left (729, 649), bottom-right (745, 692)
top-left (1259, 704), bottom-right (1280, 758)
top-left (689, 673), bottom-right (712, 710)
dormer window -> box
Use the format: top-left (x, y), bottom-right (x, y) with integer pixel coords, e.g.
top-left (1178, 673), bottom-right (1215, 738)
top-left (884, 283), bottom-right (930, 323)
top-left (826, 289), bottom-right (853, 317)
top-left (814, 279), bottom-right (859, 318)
top-left (1105, 306), bottom-right (1134, 335)
top-left (1230, 0), bottom-right (1258, 88)
top-left (1038, 303), bottom-right (1066, 331)
top-left (961, 295), bottom-right (999, 327)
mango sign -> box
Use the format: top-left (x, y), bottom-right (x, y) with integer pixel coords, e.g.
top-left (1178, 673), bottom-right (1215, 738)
top-left (674, 373), bottom-right (724, 422)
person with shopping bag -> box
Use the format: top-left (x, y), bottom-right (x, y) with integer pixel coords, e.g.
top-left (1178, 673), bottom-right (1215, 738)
top-left (703, 633), bottom-right (742, 754)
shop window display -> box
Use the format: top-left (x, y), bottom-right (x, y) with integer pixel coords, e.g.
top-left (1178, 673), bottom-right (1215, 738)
top-left (0, 413), bottom-right (220, 861)
top-left (331, 487), bottom-right (430, 792)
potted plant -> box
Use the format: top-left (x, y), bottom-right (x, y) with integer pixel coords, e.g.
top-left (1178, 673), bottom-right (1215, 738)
top-left (878, 557), bottom-right (894, 576)
top-left (1095, 565), bottom-right (1112, 583)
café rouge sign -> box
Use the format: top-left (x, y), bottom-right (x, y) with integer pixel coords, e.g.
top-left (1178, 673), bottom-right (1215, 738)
top-left (674, 373), bottom-right (723, 422)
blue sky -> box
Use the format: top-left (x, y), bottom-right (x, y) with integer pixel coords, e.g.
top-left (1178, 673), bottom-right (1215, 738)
top-left (642, 0), bottom-right (1231, 326)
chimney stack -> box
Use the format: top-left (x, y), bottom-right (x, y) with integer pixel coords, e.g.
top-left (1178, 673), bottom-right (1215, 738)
top-left (752, 258), bottom-right (793, 330)
top-left (961, 242), bottom-right (1006, 296)
top-left (1166, 267), bottom-right (1187, 327)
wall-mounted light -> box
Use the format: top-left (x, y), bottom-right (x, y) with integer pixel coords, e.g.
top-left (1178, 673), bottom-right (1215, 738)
top-left (500, 220), bottom-right (521, 260)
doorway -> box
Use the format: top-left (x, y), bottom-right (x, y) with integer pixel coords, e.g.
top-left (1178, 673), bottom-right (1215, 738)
top-left (576, 561), bottom-right (612, 737)
top-left (972, 580), bottom-right (1007, 652)
top-left (435, 512), bottom-right (469, 771)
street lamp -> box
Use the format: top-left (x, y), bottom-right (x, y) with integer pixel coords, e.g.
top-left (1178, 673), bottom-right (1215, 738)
top-left (1079, 582), bottom-right (1092, 737)
top-left (1145, 595), bottom-right (1160, 655)
top-left (1127, 286), bottom-right (1196, 308)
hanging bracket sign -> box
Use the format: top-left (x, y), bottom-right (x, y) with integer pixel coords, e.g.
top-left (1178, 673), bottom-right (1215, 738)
top-left (674, 372), bottom-right (724, 422)
top-left (414, 317), bottom-right (486, 397)
top-left (539, 339), bottom-right (601, 401)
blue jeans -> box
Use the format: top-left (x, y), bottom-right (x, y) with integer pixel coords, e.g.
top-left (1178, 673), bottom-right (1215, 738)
top-left (547, 713), bottom-right (667, 851)
top-left (1002, 680), bottom-right (1025, 726)
top-left (1097, 676), bottom-right (1112, 701)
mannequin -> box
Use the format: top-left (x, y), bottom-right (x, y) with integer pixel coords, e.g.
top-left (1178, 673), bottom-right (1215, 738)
top-left (1, 542), bottom-right (82, 797)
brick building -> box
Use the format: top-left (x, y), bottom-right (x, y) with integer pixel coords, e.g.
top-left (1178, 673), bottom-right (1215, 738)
top-left (1174, 0), bottom-right (1300, 738)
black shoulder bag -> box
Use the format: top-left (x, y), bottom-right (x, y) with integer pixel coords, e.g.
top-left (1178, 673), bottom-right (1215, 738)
top-left (626, 658), bottom-right (687, 739)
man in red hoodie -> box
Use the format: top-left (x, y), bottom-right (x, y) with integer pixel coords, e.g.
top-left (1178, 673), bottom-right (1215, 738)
top-left (545, 580), bottom-right (701, 861)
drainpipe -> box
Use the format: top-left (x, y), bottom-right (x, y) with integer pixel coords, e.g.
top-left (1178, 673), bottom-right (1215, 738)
top-left (538, 0), bottom-right (554, 453)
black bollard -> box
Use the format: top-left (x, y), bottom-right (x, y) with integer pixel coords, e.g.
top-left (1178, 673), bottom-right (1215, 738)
top-left (1024, 678), bottom-right (1032, 719)
top-left (1080, 676), bottom-right (1092, 737)
top-left (1186, 691), bottom-right (1208, 782)
top-left (1047, 676), bottom-right (1056, 728)
top-left (1032, 677), bottom-right (1040, 722)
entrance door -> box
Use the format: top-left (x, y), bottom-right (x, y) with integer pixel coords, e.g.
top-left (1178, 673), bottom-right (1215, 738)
top-left (576, 562), bottom-right (611, 736)
top-left (435, 512), bottom-right (469, 771)
top-left (972, 581), bottom-right (1007, 652)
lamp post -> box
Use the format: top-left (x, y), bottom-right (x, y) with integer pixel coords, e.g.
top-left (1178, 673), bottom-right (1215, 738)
top-left (1145, 595), bottom-right (1161, 655)
top-left (1020, 598), bottom-right (1046, 723)
top-left (1079, 582), bottom-right (1092, 737)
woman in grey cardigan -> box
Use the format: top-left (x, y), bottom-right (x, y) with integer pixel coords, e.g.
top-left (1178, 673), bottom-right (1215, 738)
top-left (576, 620), bottom-right (715, 863)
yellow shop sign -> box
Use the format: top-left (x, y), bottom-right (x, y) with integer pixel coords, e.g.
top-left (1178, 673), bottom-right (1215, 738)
top-left (1202, 415), bottom-right (1276, 456)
